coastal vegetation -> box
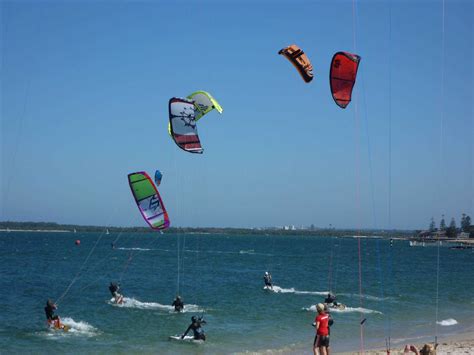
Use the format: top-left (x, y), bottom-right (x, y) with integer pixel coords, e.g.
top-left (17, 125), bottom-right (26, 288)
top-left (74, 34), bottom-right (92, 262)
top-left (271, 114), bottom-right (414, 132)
top-left (0, 221), bottom-right (414, 238)
top-left (419, 213), bottom-right (473, 238)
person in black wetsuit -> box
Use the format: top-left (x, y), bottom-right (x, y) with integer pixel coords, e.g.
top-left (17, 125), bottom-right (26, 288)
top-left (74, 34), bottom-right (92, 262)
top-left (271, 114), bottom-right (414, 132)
top-left (45, 299), bottom-right (58, 321)
top-left (109, 282), bottom-right (123, 303)
top-left (324, 292), bottom-right (338, 306)
top-left (44, 299), bottom-right (63, 328)
top-left (263, 272), bottom-right (273, 289)
top-left (182, 316), bottom-right (206, 341)
top-left (172, 296), bottom-right (184, 312)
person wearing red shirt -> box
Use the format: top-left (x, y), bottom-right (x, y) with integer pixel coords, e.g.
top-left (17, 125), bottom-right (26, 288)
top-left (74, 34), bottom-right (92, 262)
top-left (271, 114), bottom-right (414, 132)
top-left (313, 303), bottom-right (330, 355)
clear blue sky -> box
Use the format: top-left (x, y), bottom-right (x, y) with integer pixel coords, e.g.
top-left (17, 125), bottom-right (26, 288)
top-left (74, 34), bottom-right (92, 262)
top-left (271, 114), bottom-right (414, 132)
top-left (1, 0), bottom-right (472, 230)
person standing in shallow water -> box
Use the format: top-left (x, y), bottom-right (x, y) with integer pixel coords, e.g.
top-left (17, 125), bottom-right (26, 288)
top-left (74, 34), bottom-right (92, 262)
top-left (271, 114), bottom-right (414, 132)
top-left (172, 296), bottom-right (184, 312)
top-left (313, 303), bottom-right (331, 355)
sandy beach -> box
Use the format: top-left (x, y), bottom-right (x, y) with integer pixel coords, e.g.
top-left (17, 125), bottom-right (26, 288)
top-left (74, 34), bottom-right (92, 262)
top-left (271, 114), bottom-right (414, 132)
top-left (340, 331), bottom-right (474, 354)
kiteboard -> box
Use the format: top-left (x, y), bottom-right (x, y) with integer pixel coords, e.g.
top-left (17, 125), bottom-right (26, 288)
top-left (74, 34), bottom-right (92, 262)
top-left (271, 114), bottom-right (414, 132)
top-left (48, 321), bottom-right (70, 332)
top-left (110, 295), bottom-right (124, 305)
top-left (169, 335), bottom-right (204, 344)
top-left (59, 324), bottom-right (70, 332)
top-left (263, 285), bottom-right (273, 291)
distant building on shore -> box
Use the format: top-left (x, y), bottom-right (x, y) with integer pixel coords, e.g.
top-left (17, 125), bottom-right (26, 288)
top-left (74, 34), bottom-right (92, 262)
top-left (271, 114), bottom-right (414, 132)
top-left (414, 226), bottom-right (474, 239)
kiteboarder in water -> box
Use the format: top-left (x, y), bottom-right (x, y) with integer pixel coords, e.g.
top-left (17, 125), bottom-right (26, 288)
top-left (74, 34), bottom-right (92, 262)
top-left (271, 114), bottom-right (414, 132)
top-left (324, 292), bottom-right (337, 305)
top-left (45, 299), bottom-right (64, 329)
top-left (109, 282), bottom-right (123, 304)
top-left (324, 292), bottom-right (345, 310)
top-left (182, 316), bottom-right (206, 341)
top-left (172, 296), bottom-right (184, 312)
top-left (264, 271), bottom-right (273, 289)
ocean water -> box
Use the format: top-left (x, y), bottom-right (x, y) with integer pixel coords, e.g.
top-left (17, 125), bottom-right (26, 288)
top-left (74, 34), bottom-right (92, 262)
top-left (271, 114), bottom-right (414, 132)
top-left (0, 231), bottom-right (473, 354)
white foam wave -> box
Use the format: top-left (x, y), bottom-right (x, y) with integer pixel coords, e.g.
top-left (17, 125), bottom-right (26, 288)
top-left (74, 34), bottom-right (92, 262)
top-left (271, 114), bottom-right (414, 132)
top-left (304, 305), bottom-right (382, 314)
top-left (117, 247), bottom-right (151, 251)
top-left (267, 286), bottom-right (327, 295)
top-left (61, 317), bottom-right (98, 335)
top-left (108, 298), bottom-right (204, 312)
top-left (44, 317), bottom-right (99, 338)
top-left (239, 250), bottom-right (255, 254)
top-left (437, 318), bottom-right (457, 326)
top-left (337, 293), bottom-right (392, 301)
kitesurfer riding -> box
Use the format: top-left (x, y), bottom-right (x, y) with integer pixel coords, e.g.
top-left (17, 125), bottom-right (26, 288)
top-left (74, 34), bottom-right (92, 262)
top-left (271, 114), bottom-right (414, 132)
top-left (172, 295), bottom-right (184, 312)
top-left (324, 292), bottom-right (345, 309)
top-left (182, 316), bottom-right (206, 341)
top-left (324, 292), bottom-right (337, 306)
top-left (264, 271), bottom-right (273, 289)
top-left (44, 299), bottom-right (63, 329)
top-left (109, 282), bottom-right (123, 304)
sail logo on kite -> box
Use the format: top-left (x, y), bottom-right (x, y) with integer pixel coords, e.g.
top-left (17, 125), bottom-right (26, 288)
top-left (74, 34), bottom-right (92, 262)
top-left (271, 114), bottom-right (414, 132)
top-left (176, 106), bottom-right (196, 129)
top-left (196, 103), bottom-right (209, 112)
top-left (149, 195), bottom-right (160, 211)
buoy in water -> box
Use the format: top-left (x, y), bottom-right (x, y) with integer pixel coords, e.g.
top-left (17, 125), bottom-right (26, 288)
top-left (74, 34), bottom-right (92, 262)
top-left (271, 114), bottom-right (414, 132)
top-left (75, 239), bottom-right (81, 245)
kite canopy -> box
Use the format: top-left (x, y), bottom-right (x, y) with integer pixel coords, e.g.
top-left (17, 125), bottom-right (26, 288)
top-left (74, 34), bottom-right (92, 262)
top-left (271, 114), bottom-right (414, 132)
top-left (329, 52), bottom-right (361, 109)
top-left (278, 44), bottom-right (314, 83)
top-left (187, 91), bottom-right (223, 121)
top-left (154, 170), bottom-right (162, 186)
top-left (128, 171), bottom-right (170, 230)
top-left (169, 97), bottom-right (203, 154)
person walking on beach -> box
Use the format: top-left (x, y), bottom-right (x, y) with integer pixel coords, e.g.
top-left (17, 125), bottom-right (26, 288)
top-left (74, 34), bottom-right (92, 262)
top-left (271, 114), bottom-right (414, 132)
top-left (313, 303), bottom-right (330, 355)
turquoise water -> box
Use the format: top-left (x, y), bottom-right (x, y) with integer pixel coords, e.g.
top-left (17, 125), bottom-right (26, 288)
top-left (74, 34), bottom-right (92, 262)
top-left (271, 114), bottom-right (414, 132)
top-left (1, 231), bottom-right (473, 354)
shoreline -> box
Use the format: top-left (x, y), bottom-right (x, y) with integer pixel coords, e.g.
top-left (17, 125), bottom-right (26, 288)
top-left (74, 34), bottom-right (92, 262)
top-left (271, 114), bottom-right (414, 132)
top-left (0, 229), bottom-right (70, 233)
top-left (339, 331), bottom-right (474, 354)
top-left (239, 330), bottom-right (474, 354)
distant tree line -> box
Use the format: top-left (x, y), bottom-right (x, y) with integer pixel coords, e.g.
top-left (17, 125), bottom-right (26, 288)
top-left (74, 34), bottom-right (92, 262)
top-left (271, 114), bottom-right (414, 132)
top-left (0, 221), bottom-right (414, 238)
top-left (427, 213), bottom-right (472, 238)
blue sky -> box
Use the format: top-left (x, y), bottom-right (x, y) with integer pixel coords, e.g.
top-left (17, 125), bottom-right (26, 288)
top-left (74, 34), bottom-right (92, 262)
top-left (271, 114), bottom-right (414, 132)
top-left (1, 0), bottom-right (472, 230)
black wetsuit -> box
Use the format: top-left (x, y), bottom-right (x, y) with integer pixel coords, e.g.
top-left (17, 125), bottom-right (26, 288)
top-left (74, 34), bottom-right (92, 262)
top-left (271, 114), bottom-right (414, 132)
top-left (264, 275), bottom-right (272, 287)
top-left (325, 294), bottom-right (336, 304)
top-left (172, 299), bottom-right (184, 312)
top-left (183, 319), bottom-right (206, 340)
top-left (44, 304), bottom-right (58, 321)
top-left (109, 283), bottom-right (119, 297)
